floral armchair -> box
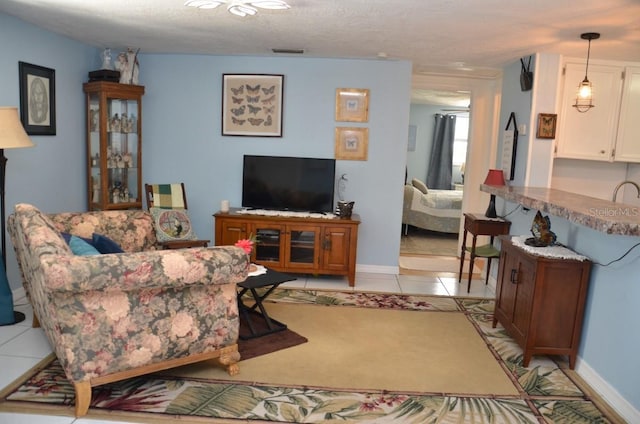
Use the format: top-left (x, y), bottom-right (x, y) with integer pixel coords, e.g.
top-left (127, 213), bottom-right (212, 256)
top-left (8, 203), bottom-right (249, 417)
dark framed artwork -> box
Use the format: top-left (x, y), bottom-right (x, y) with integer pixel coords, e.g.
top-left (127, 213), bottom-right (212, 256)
top-left (19, 61), bottom-right (56, 135)
top-left (536, 113), bottom-right (557, 139)
top-left (222, 74), bottom-right (284, 137)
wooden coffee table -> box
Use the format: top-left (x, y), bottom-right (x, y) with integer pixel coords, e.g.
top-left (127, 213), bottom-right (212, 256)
top-left (237, 267), bottom-right (296, 339)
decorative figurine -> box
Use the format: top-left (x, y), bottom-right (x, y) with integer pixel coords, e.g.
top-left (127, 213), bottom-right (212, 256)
top-left (121, 113), bottom-right (129, 133)
top-left (115, 48), bottom-right (140, 85)
top-left (335, 201), bottom-right (355, 218)
top-left (89, 109), bottom-right (99, 132)
top-left (110, 113), bottom-right (121, 133)
top-left (122, 152), bottom-right (132, 168)
top-left (92, 180), bottom-right (100, 203)
top-left (101, 48), bottom-right (113, 70)
top-left (525, 211), bottom-right (557, 247)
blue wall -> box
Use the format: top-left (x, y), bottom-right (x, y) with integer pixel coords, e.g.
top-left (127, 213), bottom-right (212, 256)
top-left (407, 103), bottom-right (440, 183)
top-left (497, 60), bottom-right (533, 185)
top-left (140, 54), bottom-right (412, 268)
top-left (0, 13), bottom-right (412, 285)
top-left (496, 58), bottom-right (640, 413)
top-left (0, 13), bottom-right (97, 284)
top-left (408, 104), bottom-right (464, 187)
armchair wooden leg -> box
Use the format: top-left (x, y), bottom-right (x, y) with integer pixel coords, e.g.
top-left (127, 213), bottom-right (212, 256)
top-left (74, 380), bottom-right (91, 417)
top-left (217, 344), bottom-right (241, 376)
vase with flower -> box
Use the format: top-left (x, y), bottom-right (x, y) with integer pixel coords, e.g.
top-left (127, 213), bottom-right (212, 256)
top-left (234, 234), bottom-right (259, 273)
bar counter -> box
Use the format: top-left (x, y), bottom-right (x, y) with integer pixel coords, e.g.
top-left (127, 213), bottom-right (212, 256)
top-left (480, 185), bottom-right (640, 236)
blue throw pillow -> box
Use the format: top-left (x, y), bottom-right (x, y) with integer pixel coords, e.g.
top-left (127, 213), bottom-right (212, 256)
top-left (61, 232), bottom-right (93, 246)
top-left (68, 235), bottom-right (100, 256)
top-left (92, 233), bottom-right (124, 254)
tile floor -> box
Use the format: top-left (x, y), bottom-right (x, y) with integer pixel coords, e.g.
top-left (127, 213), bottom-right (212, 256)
top-left (0, 271), bottom-right (494, 423)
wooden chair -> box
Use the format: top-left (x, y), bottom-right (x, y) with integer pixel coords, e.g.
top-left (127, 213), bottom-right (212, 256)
top-left (144, 183), bottom-right (209, 249)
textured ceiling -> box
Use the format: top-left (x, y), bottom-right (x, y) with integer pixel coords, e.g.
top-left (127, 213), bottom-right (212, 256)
top-left (2, 0), bottom-right (639, 105)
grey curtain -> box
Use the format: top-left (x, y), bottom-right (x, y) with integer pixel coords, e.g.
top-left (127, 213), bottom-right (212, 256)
top-left (426, 113), bottom-right (456, 190)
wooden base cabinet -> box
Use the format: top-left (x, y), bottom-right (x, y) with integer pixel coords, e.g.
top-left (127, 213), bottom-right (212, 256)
top-left (492, 237), bottom-right (591, 369)
top-left (214, 210), bottom-right (359, 286)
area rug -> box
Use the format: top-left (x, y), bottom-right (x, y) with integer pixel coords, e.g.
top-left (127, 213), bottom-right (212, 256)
top-left (238, 325), bottom-right (307, 361)
top-left (0, 289), bottom-right (621, 423)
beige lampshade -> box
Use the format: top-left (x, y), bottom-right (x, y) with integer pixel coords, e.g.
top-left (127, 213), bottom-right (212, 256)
top-left (0, 107), bottom-right (35, 149)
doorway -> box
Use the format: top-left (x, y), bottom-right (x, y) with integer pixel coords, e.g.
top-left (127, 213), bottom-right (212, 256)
top-left (399, 73), bottom-right (502, 273)
top-left (401, 90), bottom-right (469, 262)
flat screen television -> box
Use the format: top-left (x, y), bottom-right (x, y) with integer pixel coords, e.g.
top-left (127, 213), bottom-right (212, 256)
top-left (242, 155), bottom-right (336, 213)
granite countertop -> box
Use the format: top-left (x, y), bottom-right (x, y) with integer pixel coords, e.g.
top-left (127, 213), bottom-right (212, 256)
top-left (481, 185), bottom-right (640, 236)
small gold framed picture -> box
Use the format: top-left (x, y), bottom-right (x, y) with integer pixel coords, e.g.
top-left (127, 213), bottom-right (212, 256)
top-left (335, 88), bottom-right (369, 122)
top-left (335, 127), bottom-right (369, 161)
top-left (536, 113), bottom-right (557, 139)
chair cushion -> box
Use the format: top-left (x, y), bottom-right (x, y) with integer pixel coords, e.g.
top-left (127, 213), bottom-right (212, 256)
top-left (150, 184), bottom-right (186, 208)
top-left (149, 207), bottom-right (198, 242)
top-left (412, 178), bottom-right (429, 194)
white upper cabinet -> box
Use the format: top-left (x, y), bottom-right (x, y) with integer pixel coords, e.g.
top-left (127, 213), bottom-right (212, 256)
top-left (614, 67), bottom-right (640, 162)
top-left (556, 61), bottom-right (623, 161)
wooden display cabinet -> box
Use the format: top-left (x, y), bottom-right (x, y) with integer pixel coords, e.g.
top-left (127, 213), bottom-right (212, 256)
top-left (214, 209), bottom-right (360, 286)
top-left (493, 236), bottom-right (592, 369)
top-left (83, 81), bottom-right (144, 210)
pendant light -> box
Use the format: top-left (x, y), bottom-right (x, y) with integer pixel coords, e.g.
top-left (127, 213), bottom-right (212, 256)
top-left (572, 32), bottom-right (600, 113)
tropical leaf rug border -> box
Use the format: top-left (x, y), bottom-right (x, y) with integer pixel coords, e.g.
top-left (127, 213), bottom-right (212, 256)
top-left (0, 289), bottom-right (622, 423)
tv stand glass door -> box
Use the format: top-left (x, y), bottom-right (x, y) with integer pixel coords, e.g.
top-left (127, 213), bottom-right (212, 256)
top-left (254, 224), bottom-right (285, 267)
top-left (254, 224), bottom-right (321, 270)
top-left (286, 225), bottom-right (321, 270)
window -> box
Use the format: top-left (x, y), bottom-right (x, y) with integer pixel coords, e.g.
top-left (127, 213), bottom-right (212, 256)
top-left (452, 114), bottom-right (469, 166)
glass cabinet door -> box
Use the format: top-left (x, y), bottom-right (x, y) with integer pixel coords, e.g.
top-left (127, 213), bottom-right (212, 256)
top-left (286, 225), bottom-right (321, 269)
top-left (254, 225), bottom-right (284, 264)
top-left (106, 96), bottom-right (139, 205)
top-left (88, 92), bottom-right (101, 206)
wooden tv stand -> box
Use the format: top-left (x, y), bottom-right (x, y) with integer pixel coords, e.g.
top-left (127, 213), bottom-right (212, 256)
top-left (214, 209), bottom-right (360, 286)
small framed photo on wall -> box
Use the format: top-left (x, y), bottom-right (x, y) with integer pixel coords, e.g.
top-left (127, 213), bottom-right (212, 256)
top-left (335, 127), bottom-right (368, 160)
top-left (536, 113), bottom-right (557, 139)
top-left (19, 61), bottom-right (56, 135)
top-left (335, 88), bottom-right (369, 122)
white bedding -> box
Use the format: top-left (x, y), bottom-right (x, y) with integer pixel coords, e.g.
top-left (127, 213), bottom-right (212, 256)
top-left (410, 189), bottom-right (463, 218)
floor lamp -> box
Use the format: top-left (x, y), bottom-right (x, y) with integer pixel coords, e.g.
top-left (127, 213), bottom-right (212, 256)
top-left (0, 107), bottom-right (34, 325)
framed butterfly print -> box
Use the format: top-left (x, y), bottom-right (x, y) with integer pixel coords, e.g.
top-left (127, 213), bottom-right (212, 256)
top-left (222, 74), bottom-right (284, 137)
top-left (536, 113), bottom-right (557, 139)
top-left (335, 88), bottom-right (369, 122)
top-left (335, 127), bottom-right (369, 161)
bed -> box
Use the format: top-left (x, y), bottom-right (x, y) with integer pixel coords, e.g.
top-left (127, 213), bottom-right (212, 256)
top-left (402, 180), bottom-right (463, 234)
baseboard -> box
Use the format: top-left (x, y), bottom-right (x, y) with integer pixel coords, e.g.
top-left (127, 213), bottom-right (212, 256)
top-left (356, 264), bottom-right (399, 275)
top-left (576, 357), bottom-right (640, 423)
top-left (12, 286), bottom-right (26, 301)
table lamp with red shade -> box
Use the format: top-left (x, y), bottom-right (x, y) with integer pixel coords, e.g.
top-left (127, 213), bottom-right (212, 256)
top-left (483, 169), bottom-right (506, 218)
